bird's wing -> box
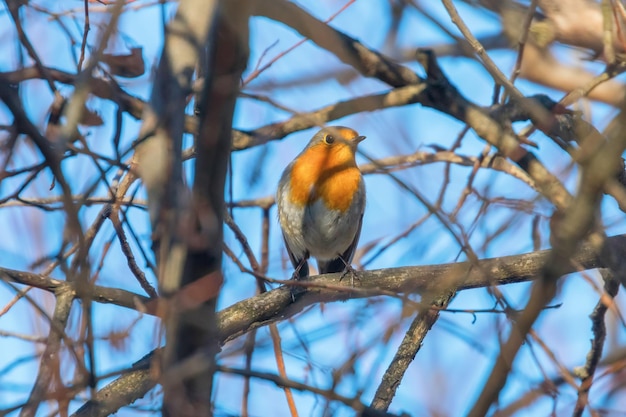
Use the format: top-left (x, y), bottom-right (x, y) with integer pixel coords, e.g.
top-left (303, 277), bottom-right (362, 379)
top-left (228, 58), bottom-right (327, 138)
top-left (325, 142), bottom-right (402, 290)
top-left (276, 165), bottom-right (310, 280)
top-left (283, 233), bottom-right (309, 279)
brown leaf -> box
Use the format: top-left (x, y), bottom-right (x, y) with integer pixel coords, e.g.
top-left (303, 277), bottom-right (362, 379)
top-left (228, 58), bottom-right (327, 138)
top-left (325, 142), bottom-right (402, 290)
top-left (79, 107), bottom-right (104, 126)
top-left (102, 47), bottom-right (145, 78)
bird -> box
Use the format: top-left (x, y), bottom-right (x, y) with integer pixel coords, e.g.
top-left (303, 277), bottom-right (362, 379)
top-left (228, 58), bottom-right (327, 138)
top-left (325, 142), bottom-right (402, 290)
top-left (277, 126), bottom-right (366, 289)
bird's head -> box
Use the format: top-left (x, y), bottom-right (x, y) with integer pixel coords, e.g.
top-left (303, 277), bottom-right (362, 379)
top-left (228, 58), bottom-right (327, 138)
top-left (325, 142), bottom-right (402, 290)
top-left (306, 126), bottom-right (366, 153)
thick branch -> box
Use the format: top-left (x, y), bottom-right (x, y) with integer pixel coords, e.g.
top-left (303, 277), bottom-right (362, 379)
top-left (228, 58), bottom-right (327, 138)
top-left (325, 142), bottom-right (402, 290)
top-left (71, 233), bottom-right (626, 416)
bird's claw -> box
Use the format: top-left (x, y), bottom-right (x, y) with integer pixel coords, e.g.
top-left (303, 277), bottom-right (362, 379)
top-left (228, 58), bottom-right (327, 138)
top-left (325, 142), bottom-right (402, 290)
top-left (339, 265), bottom-right (360, 287)
top-left (289, 285), bottom-right (306, 302)
top-left (289, 271), bottom-right (306, 302)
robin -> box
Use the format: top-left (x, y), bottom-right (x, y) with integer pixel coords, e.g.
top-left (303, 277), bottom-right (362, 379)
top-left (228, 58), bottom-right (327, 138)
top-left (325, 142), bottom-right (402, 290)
top-left (277, 126), bottom-right (366, 287)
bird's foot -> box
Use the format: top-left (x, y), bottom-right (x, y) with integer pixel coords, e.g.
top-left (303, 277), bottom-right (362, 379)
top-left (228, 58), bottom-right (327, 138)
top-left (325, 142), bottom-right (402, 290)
top-left (339, 264), bottom-right (360, 287)
top-left (289, 271), bottom-right (307, 302)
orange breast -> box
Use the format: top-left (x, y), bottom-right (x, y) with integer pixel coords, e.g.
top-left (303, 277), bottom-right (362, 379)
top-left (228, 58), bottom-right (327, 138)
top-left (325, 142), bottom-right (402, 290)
top-left (289, 143), bottom-right (362, 212)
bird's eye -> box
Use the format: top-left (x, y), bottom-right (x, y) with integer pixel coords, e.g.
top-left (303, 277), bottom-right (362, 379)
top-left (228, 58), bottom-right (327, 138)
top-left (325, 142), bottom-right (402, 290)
top-left (325, 135), bottom-right (335, 144)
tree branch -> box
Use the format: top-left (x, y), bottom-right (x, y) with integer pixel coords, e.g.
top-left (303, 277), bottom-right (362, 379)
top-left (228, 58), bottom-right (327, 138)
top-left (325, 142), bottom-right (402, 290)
top-left (70, 233), bottom-right (626, 416)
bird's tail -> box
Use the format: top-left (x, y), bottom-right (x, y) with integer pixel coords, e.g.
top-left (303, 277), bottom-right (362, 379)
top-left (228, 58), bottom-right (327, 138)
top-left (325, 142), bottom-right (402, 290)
top-left (317, 258), bottom-right (346, 275)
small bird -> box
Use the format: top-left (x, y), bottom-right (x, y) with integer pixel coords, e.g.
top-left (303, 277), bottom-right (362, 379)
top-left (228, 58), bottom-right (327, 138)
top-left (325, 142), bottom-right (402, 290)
top-left (277, 126), bottom-right (366, 287)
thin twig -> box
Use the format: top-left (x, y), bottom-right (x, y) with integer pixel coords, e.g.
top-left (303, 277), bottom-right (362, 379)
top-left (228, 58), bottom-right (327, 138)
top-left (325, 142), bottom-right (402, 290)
top-left (370, 292), bottom-right (454, 411)
top-left (573, 269), bottom-right (621, 417)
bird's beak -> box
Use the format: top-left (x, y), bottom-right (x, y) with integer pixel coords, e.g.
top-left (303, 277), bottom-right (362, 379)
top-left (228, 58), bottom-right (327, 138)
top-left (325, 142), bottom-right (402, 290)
top-left (354, 135), bottom-right (366, 144)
